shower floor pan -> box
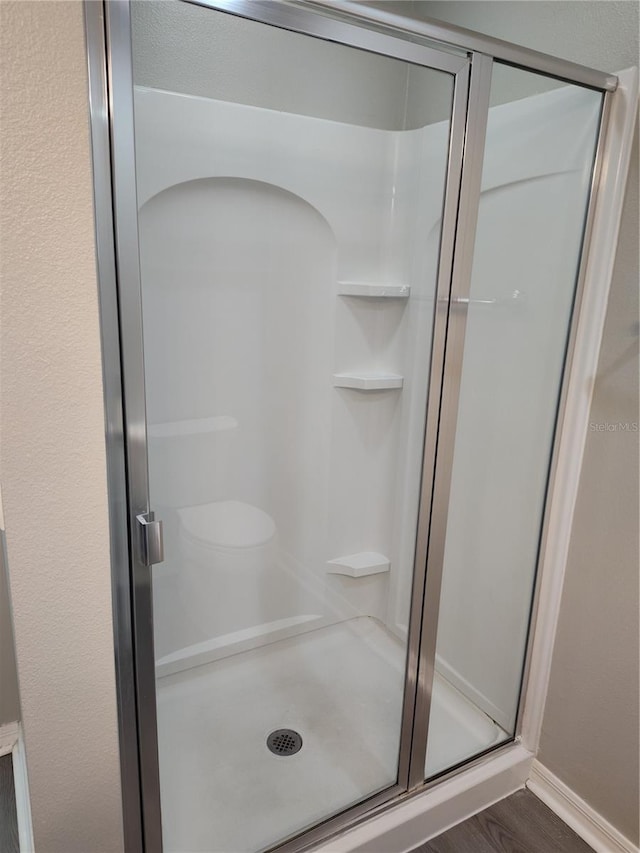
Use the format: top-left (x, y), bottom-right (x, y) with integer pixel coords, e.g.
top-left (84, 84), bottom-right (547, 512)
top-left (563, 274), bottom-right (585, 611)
top-left (156, 616), bottom-right (507, 853)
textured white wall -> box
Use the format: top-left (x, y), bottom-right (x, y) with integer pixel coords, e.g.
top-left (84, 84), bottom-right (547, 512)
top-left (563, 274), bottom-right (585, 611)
top-left (0, 2), bottom-right (124, 851)
top-left (379, 0), bottom-right (639, 843)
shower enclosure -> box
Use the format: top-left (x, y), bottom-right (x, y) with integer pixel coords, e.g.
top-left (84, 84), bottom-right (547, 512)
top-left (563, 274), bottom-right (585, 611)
top-left (85, 2), bottom-right (635, 851)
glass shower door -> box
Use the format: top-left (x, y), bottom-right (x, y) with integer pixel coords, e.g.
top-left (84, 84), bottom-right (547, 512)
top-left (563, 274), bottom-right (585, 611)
top-left (129, 2), bottom-right (460, 850)
top-left (421, 64), bottom-right (603, 780)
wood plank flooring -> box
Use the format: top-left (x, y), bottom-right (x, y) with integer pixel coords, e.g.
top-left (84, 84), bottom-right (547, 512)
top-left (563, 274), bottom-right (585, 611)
top-left (0, 753), bottom-right (19, 853)
top-left (414, 790), bottom-right (593, 853)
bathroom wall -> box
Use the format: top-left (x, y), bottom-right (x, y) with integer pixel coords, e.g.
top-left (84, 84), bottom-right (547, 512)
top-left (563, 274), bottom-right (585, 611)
top-left (0, 2), bottom-right (124, 851)
top-left (378, 0), bottom-right (639, 843)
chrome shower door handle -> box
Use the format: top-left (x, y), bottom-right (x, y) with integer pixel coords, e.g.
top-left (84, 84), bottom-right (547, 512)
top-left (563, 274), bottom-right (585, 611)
top-left (136, 511), bottom-right (165, 567)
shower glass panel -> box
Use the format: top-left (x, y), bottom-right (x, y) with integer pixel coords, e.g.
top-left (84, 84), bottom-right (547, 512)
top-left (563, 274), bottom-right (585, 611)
top-left (424, 64), bottom-right (603, 779)
top-left (130, 2), bottom-right (454, 849)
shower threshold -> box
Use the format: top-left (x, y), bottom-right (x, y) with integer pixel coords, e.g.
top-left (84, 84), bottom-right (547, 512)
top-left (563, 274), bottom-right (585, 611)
top-left (155, 617), bottom-right (507, 853)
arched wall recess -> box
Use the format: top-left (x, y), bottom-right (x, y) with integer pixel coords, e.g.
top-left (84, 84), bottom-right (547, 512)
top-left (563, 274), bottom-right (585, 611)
top-left (133, 87), bottom-right (449, 282)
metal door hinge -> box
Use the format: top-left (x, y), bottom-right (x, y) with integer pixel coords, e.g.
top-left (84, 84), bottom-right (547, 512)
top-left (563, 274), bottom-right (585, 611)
top-left (136, 511), bottom-right (164, 567)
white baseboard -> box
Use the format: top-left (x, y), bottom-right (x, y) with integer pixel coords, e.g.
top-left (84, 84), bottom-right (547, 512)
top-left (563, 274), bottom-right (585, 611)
top-left (528, 760), bottom-right (639, 853)
top-left (317, 744), bottom-right (532, 853)
top-left (0, 722), bottom-right (34, 853)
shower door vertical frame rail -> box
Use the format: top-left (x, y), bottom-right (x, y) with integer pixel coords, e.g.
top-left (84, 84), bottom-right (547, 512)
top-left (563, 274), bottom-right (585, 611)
top-left (84, 2), bottom-right (146, 850)
top-left (406, 53), bottom-right (494, 791)
top-left (396, 56), bottom-right (472, 790)
top-left (87, 1), bottom-right (164, 850)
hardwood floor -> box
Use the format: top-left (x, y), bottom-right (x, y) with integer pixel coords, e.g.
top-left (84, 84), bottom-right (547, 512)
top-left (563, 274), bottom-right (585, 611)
top-left (414, 790), bottom-right (594, 853)
top-left (0, 753), bottom-right (19, 853)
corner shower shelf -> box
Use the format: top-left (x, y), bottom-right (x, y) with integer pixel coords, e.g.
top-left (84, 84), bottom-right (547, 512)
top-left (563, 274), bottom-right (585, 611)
top-left (338, 281), bottom-right (411, 299)
top-left (333, 372), bottom-right (404, 391)
top-left (327, 552), bottom-right (390, 578)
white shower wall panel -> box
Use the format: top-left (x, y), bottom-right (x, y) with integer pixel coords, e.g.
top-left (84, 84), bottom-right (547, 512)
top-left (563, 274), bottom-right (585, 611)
top-left (135, 87), bottom-right (449, 657)
top-left (387, 119), bottom-right (451, 634)
top-left (135, 88), bottom-right (399, 279)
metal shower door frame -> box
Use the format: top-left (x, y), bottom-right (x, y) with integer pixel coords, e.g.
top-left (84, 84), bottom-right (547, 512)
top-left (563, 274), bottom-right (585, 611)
top-left (84, 1), bottom-right (618, 851)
